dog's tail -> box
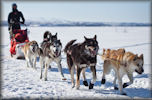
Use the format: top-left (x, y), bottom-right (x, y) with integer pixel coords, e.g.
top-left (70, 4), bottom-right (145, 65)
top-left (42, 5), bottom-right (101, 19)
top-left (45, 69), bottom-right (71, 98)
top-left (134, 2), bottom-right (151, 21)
top-left (43, 31), bottom-right (51, 40)
top-left (64, 39), bottom-right (76, 54)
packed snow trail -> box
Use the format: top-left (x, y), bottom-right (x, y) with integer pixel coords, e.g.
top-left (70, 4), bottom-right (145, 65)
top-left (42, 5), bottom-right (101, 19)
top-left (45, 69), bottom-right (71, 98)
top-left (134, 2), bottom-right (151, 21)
top-left (1, 26), bottom-right (152, 99)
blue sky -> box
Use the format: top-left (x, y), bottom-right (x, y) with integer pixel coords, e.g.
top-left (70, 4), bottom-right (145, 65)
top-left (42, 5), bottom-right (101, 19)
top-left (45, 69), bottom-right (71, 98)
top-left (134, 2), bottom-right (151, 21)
top-left (2, 1), bottom-right (151, 23)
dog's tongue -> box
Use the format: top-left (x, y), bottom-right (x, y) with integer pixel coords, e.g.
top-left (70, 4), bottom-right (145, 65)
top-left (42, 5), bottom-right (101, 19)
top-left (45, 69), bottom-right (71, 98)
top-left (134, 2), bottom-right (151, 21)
top-left (55, 52), bottom-right (58, 56)
top-left (55, 51), bottom-right (60, 57)
top-left (93, 51), bottom-right (96, 55)
top-left (91, 50), bottom-right (96, 56)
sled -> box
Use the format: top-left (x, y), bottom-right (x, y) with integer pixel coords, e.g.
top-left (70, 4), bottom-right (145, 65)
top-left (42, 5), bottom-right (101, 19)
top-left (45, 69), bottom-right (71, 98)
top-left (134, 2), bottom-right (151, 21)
top-left (10, 24), bottom-right (30, 59)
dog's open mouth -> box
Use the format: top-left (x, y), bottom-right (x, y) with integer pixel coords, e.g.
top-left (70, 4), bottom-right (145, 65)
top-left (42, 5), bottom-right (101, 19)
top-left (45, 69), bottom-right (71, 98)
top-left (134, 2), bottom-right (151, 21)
top-left (54, 51), bottom-right (60, 57)
top-left (89, 48), bottom-right (97, 57)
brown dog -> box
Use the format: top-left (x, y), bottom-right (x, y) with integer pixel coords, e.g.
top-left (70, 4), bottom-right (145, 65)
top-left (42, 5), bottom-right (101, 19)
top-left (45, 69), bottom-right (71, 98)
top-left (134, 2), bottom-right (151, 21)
top-left (64, 35), bottom-right (99, 89)
top-left (101, 48), bottom-right (144, 95)
top-left (22, 41), bottom-right (41, 69)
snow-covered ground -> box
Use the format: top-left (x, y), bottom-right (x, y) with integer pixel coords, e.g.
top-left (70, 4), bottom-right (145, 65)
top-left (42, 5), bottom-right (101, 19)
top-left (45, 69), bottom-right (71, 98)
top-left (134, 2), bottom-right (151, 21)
top-left (1, 26), bottom-right (152, 99)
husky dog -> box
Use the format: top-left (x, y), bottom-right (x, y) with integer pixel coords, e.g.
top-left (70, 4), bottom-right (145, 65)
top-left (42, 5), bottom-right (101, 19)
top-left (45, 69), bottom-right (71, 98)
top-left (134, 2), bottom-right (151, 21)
top-left (40, 39), bottom-right (66, 81)
top-left (41, 31), bottom-right (58, 68)
top-left (101, 48), bottom-right (144, 95)
top-left (43, 31), bottom-right (58, 42)
top-left (41, 31), bottom-right (58, 48)
top-left (64, 35), bottom-right (99, 89)
top-left (22, 41), bottom-right (41, 69)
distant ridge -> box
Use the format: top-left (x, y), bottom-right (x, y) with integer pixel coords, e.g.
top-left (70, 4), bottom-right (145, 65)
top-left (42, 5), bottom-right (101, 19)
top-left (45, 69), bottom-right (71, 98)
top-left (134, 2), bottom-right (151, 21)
top-left (1, 19), bottom-right (151, 27)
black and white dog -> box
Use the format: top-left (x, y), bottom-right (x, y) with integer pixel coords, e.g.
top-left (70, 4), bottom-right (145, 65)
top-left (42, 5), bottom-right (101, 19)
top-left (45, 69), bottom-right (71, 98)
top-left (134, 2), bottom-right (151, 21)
top-left (41, 31), bottom-right (58, 48)
top-left (64, 35), bottom-right (99, 89)
top-left (39, 31), bottom-right (66, 81)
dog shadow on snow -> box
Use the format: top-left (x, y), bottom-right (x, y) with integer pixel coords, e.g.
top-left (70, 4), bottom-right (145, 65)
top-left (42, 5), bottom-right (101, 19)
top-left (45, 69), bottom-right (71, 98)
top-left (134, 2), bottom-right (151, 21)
top-left (134, 73), bottom-right (149, 78)
top-left (37, 57), bottom-right (151, 98)
top-left (95, 84), bottom-right (151, 98)
top-left (47, 64), bottom-right (102, 74)
top-left (79, 79), bottom-right (151, 98)
top-left (67, 71), bottom-right (150, 98)
top-left (94, 73), bottom-right (151, 98)
top-left (124, 88), bottom-right (151, 98)
top-left (93, 75), bottom-right (151, 98)
top-left (50, 68), bottom-right (151, 98)
top-left (49, 67), bottom-right (70, 74)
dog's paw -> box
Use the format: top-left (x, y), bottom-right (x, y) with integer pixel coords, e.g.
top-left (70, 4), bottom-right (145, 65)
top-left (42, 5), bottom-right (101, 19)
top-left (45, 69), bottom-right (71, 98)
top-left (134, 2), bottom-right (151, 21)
top-left (72, 83), bottom-right (75, 88)
top-left (83, 80), bottom-right (88, 86)
top-left (44, 78), bottom-right (47, 81)
top-left (49, 65), bottom-right (51, 68)
top-left (75, 85), bottom-right (80, 90)
top-left (123, 83), bottom-right (129, 88)
top-left (114, 86), bottom-right (119, 90)
top-left (101, 79), bottom-right (106, 84)
top-left (121, 92), bottom-right (127, 95)
top-left (72, 85), bottom-right (75, 88)
top-left (89, 82), bottom-right (94, 89)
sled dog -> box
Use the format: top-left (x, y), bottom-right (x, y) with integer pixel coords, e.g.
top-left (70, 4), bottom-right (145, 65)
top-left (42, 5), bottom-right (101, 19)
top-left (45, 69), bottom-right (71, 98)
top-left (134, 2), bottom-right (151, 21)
top-left (101, 48), bottom-right (144, 95)
top-left (40, 39), bottom-right (66, 81)
top-left (41, 31), bottom-right (58, 68)
top-left (41, 31), bottom-right (58, 48)
top-left (22, 41), bottom-right (41, 69)
top-left (64, 35), bottom-right (99, 89)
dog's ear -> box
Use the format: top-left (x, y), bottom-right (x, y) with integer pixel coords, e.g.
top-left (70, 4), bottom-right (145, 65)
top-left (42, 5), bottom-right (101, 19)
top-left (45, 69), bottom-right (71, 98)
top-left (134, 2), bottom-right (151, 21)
top-left (139, 54), bottom-right (143, 60)
top-left (93, 35), bottom-right (97, 40)
top-left (49, 32), bottom-right (52, 37)
top-left (58, 40), bottom-right (62, 47)
top-left (133, 54), bottom-right (138, 61)
top-left (103, 48), bottom-right (106, 55)
top-left (84, 36), bottom-right (88, 40)
top-left (55, 33), bottom-right (58, 36)
top-left (55, 33), bottom-right (58, 39)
